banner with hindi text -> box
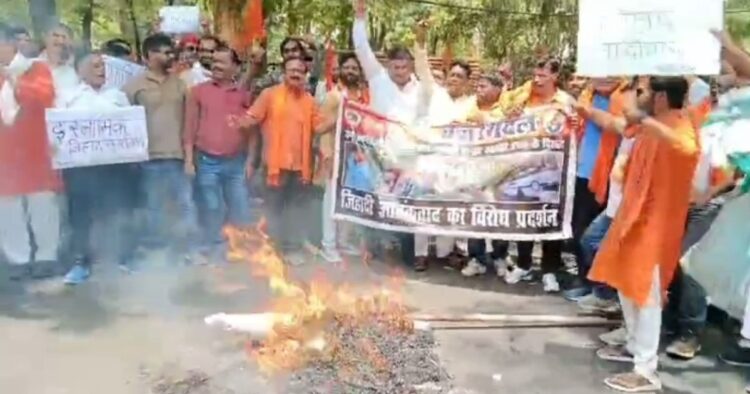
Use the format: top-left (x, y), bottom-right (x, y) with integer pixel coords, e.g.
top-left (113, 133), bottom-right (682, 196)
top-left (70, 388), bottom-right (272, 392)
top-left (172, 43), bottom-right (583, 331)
top-left (331, 100), bottom-right (576, 241)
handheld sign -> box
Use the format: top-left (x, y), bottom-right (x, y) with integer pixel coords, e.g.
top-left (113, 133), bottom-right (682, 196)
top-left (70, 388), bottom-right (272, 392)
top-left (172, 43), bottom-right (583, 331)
top-left (45, 106), bottom-right (149, 169)
top-left (159, 6), bottom-right (201, 34)
top-left (576, 0), bottom-right (723, 77)
top-left (103, 55), bottom-right (145, 89)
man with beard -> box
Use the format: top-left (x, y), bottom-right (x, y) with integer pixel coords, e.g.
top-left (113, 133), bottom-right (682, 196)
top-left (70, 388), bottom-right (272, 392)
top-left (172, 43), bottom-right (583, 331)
top-left (182, 35), bottom-right (218, 88)
top-left (0, 24), bottom-right (63, 280)
top-left (589, 77), bottom-right (698, 392)
top-left (315, 53), bottom-right (370, 263)
top-left (184, 45), bottom-right (254, 263)
top-left (123, 33), bottom-right (197, 260)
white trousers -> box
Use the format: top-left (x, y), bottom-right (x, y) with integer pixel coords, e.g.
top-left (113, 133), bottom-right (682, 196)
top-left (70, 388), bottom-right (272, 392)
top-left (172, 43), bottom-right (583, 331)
top-left (0, 192), bottom-right (61, 265)
top-left (321, 180), bottom-right (337, 252)
top-left (415, 235), bottom-right (453, 258)
top-left (741, 291), bottom-right (750, 341)
top-left (619, 266), bottom-right (661, 383)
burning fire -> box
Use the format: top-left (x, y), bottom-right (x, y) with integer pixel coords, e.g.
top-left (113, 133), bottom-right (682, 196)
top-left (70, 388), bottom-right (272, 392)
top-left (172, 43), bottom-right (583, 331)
top-left (223, 224), bottom-right (414, 375)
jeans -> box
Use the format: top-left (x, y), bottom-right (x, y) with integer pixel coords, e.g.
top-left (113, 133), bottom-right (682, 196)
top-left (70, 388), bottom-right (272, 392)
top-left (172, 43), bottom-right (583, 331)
top-left (572, 177), bottom-right (605, 279)
top-left (579, 212), bottom-right (616, 299)
top-left (64, 164), bottom-right (139, 265)
top-left (140, 159), bottom-right (198, 250)
top-left (665, 202), bottom-right (724, 336)
top-left (321, 179), bottom-right (337, 252)
top-left (195, 152), bottom-right (253, 256)
top-left (467, 239), bottom-right (509, 267)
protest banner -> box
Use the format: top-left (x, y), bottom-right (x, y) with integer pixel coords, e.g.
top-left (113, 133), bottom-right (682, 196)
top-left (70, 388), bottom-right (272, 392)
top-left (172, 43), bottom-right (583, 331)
top-left (103, 55), bottom-right (145, 89)
top-left (332, 100), bottom-right (576, 241)
top-left (576, 0), bottom-right (723, 77)
top-left (159, 6), bottom-right (201, 34)
top-left (45, 106), bottom-right (149, 169)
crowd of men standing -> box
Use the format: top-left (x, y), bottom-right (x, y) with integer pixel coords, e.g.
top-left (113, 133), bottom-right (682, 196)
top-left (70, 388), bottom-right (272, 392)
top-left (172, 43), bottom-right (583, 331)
top-left (3, 0), bottom-right (750, 391)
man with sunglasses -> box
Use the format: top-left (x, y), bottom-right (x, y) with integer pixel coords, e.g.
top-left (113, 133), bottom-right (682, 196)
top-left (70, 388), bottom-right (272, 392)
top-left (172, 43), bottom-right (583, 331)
top-left (123, 33), bottom-right (198, 261)
top-left (182, 35), bottom-right (218, 88)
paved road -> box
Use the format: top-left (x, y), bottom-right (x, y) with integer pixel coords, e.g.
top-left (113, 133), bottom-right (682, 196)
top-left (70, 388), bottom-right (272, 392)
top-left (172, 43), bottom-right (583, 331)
top-left (0, 252), bottom-right (746, 393)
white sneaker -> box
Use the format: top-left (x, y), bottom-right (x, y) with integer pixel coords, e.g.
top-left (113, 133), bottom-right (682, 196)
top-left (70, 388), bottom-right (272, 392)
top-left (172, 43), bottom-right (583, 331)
top-left (320, 248), bottom-right (343, 263)
top-left (504, 268), bottom-right (531, 284)
top-left (542, 273), bottom-right (560, 293)
top-left (493, 257), bottom-right (509, 278)
top-left (599, 326), bottom-right (627, 347)
top-left (461, 258), bottom-right (487, 277)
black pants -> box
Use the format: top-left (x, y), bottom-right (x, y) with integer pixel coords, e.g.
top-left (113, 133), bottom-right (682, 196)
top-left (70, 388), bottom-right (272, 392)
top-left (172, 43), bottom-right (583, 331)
top-left (572, 177), bottom-right (605, 280)
top-left (515, 240), bottom-right (563, 273)
top-left (64, 164), bottom-right (139, 265)
top-left (266, 170), bottom-right (309, 252)
top-left (467, 239), bottom-right (509, 266)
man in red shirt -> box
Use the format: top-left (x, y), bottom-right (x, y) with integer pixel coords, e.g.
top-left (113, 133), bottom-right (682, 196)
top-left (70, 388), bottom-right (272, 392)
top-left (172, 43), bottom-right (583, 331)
top-left (0, 24), bottom-right (62, 280)
top-left (184, 44), bottom-right (254, 261)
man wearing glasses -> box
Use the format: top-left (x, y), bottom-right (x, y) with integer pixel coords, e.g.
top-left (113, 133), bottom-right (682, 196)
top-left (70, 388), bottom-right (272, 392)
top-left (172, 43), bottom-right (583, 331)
top-left (123, 33), bottom-right (198, 262)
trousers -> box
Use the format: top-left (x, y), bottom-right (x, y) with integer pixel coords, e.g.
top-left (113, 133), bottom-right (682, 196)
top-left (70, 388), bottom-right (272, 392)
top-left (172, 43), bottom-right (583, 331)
top-left (0, 191), bottom-right (61, 265)
top-left (620, 266), bottom-right (662, 383)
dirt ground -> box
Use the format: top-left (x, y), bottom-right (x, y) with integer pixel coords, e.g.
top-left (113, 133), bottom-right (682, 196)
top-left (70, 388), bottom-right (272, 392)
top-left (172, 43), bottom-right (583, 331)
top-left (0, 250), bottom-right (747, 394)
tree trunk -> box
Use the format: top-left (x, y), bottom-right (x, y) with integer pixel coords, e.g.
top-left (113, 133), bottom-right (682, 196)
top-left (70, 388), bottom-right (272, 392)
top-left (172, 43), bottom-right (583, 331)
top-left (125, 0), bottom-right (142, 59)
top-left (28, 0), bottom-right (58, 37)
top-left (81, 0), bottom-right (94, 51)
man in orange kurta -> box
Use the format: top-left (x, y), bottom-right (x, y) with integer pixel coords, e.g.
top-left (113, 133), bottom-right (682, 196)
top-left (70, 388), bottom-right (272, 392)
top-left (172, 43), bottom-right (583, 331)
top-left (588, 77), bottom-right (699, 393)
top-left (233, 56), bottom-right (324, 262)
top-left (0, 25), bottom-right (63, 281)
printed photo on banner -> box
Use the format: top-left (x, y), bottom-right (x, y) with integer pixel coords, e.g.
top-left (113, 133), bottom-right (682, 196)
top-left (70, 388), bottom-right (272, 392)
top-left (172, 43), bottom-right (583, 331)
top-left (158, 6), bottom-right (201, 34)
top-left (45, 106), bottom-right (149, 169)
top-left (103, 55), bottom-right (145, 90)
top-left (576, 0), bottom-right (723, 76)
top-left (332, 99), bottom-right (576, 241)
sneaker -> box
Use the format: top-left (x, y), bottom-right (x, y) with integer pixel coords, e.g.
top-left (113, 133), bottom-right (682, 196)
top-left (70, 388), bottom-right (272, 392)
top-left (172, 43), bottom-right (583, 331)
top-left (596, 345), bottom-right (634, 363)
top-left (604, 372), bottom-right (662, 392)
top-left (284, 253), bottom-right (307, 267)
top-left (542, 273), bottom-right (560, 293)
top-left (720, 342), bottom-right (750, 367)
top-left (599, 326), bottom-right (627, 347)
top-left (563, 286), bottom-right (592, 302)
top-left (320, 248), bottom-right (343, 263)
top-left (666, 335), bottom-right (702, 360)
top-left (493, 257), bottom-right (509, 277)
top-left (341, 244), bottom-right (362, 256)
top-left (504, 267), bottom-right (532, 284)
top-left (461, 258), bottom-right (487, 277)
top-left (414, 256), bottom-right (429, 272)
top-left (63, 264), bottom-right (91, 285)
top-left (7, 264), bottom-right (30, 281)
top-left (577, 293), bottom-right (620, 314)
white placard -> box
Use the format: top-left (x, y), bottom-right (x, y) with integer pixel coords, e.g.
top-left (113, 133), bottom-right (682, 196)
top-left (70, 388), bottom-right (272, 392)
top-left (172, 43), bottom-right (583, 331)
top-left (159, 6), bottom-right (200, 34)
top-left (576, 0), bottom-right (724, 77)
top-left (103, 55), bottom-right (145, 89)
top-left (45, 106), bottom-right (149, 169)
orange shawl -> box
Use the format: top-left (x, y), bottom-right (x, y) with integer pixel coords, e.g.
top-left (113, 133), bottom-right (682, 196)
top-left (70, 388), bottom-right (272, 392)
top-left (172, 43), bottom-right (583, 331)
top-left (589, 112), bottom-right (699, 306)
top-left (577, 83), bottom-right (627, 205)
top-left (266, 84), bottom-right (315, 186)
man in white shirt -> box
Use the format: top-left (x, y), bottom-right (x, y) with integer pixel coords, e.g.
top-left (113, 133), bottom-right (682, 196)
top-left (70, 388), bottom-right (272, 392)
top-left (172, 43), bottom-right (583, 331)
top-left (61, 51), bottom-right (139, 285)
top-left (353, 0), bottom-right (428, 267)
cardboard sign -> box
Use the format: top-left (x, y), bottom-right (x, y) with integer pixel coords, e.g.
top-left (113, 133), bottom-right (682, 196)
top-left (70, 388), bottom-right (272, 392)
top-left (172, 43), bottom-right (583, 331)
top-left (576, 0), bottom-right (723, 76)
top-left (45, 106), bottom-right (149, 169)
top-left (159, 6), bottom-right (200, 34)
top-left (103, 55), bottom-right (145, 89)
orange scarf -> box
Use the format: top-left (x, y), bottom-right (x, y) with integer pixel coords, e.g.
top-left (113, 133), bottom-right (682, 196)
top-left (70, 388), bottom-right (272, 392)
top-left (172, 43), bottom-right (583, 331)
top-left (578, 83), bottom-right (627, 205)
top-left (266, 84), bottom-right (315, 186)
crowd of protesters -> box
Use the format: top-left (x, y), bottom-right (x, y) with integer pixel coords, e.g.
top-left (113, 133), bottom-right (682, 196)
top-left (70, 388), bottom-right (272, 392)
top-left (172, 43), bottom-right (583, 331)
top-left (3, 0), bottom-right (750, 391)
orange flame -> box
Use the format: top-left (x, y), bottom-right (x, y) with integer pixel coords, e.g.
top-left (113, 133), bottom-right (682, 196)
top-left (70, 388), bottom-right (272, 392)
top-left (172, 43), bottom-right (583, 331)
top-left (223, 222), bottom-right (413, 375)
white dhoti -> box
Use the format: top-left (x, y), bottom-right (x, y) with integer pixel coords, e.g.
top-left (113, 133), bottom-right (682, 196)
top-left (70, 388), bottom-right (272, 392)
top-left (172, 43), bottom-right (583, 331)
top-left (0, 192), bottom-right (61, 264)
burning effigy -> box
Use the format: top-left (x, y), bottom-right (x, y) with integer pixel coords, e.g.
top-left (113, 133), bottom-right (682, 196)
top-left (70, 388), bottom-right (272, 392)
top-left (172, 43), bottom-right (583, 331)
top-left (206, 225), bottom-right (453, 393)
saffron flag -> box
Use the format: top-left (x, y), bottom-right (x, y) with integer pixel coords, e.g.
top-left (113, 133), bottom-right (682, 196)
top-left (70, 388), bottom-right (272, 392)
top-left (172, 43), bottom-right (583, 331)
top-left (241, 0), bottom-right (266, 47)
